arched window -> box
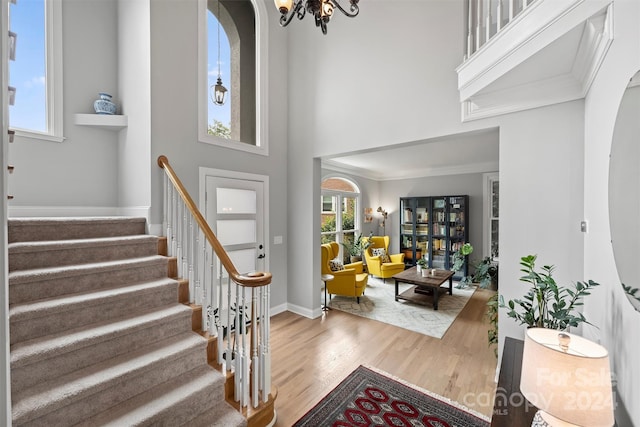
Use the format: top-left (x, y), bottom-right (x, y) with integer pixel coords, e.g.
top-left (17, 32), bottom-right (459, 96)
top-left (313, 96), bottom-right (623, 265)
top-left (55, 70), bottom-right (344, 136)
top-left (198, 0), bottom-right (268, 155)
top-left (321, 177), bottom-right (362, 263)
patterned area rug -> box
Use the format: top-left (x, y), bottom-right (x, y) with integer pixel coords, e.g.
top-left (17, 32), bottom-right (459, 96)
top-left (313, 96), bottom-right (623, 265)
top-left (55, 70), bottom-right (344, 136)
top-left (326, 276), bottom-right (476, 338)
top-left (293, 365), bottom-right (490, 427)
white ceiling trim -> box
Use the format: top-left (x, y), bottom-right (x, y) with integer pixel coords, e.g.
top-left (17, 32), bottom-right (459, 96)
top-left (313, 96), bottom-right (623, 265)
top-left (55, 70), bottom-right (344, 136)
top-left (322, 160), bottom-right (499, 182)
top-left (457, 0), bottom-right (613, 122)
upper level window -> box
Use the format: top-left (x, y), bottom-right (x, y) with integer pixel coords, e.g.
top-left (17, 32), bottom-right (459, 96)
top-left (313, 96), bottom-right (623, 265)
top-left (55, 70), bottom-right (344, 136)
top-left (9, 0), bottom-right (63, 142)
top-left (198, 0), bottom-right (268, 155)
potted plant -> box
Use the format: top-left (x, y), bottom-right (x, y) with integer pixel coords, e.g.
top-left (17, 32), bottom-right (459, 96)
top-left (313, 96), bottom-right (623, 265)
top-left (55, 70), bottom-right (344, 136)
top-left (499, 254), bottom-right (600, 330)
top-left (342, 232), bottom-right (372, 263)
top-left (451, 243), bottom-right (473, 288)
top-left (472, 257), bottom-right (498, 290)
top-left (416, 257), bottom-right (428, 273)
top-left (451, 243), bottom-right (473, 272)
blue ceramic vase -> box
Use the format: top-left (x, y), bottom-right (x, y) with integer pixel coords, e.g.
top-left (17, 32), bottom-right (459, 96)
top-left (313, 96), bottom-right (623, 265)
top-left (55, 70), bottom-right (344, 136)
top-left (94, 93), bottom-right (116, 115)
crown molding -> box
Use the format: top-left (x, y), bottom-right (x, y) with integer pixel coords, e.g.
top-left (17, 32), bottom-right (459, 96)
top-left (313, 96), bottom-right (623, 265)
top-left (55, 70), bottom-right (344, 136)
top-left (457, 0), bottom-right (613, 122)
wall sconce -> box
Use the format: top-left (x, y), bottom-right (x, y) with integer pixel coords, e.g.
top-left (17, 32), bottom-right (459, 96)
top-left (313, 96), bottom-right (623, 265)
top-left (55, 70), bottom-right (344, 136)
top-left (520, 328), bottom-right (614, 427)
top-left (377, 206), bottom-right (388, 235)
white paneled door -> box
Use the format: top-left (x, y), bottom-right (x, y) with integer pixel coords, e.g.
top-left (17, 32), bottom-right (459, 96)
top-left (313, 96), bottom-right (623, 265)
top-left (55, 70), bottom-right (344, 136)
top-left (205, 175), bottom-right (266, 277)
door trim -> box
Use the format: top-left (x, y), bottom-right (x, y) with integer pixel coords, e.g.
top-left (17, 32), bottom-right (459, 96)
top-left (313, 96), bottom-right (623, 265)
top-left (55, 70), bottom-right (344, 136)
top-left (199, 167), bottom-right (270, 274)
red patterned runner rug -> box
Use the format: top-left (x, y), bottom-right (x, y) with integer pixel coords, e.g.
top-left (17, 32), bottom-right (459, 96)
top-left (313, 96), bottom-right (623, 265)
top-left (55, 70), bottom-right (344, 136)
top-left (293, 365), bottom-right (490, 427)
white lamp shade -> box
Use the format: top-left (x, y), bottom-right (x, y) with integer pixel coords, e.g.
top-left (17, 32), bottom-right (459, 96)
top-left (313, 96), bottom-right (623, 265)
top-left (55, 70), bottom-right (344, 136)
top-left (520, 328), bottom-right (614, 427)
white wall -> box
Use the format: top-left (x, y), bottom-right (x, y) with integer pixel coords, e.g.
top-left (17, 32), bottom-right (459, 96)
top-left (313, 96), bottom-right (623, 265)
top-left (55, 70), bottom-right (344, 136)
top-left (583, 0), bottom-right (640, 421)
top-left (9, 0), bottom-right (120, 212)
top-left (498, 100), bottom-right (585, 346)
top-left (117, 0), bottom-right (151, 217)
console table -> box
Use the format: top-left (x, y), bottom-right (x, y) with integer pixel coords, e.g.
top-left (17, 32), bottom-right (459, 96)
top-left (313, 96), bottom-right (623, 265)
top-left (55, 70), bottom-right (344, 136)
top-left (491, 337), bottom-right (537, 427)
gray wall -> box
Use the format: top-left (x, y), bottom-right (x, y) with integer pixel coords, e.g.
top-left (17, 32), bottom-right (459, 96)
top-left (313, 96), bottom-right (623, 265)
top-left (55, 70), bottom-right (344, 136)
top-left (379, 173), bottom-right (486, 265)
top-left (147, 0), bottom-right (289, 308)
top-left (9, 0), bottom-right (119, 210)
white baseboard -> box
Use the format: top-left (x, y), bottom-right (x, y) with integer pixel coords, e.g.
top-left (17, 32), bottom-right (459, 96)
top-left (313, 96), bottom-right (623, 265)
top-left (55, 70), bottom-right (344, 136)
top-left (8, 205), bottom-right (151, 220)
top-left (8, 206), bottom-right (120, 217)
top-left (270, 303), bottom-right (288, 317)
top-left (286, 303), bottom-right (319, 319)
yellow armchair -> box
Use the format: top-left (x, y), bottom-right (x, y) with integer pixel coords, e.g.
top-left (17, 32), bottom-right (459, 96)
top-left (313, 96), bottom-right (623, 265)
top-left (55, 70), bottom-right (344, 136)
top-left (321, 242), bottom-right (368, 303)
top-left (363, 236), bottom-right (405, 280)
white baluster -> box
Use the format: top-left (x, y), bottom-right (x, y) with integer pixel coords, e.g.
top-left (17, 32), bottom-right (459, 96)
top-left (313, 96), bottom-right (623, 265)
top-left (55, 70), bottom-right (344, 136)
top-left (234, 284), bottom-right (241, 402)
top-left (475, 0), bottom-right (482, 51)
top-left (497, 0), bottom-right (502, 32)
top-left (262, 285), bottom-right (271, 402)
top-left (466, 0), bottom-right (474, 58)
top-left (523, 0), bottom-right (529, 8)
top-left (242, 288), bottom-right (250, 407)
top-left (509, 0), bottom-right (514, 20)
top-left (217, 261), bottom-right (225, 366)
top-left (176, 201), bottom-right (183, 278)
top-left (162, 174), bottom-right (168, 239)
top-left (226, 276), bottom-right (233, 373)
top-left (170, 186), bottom-right (177, 257)
top-left (182, 204), bottom-right (191, 302)
top-left (485, 0), bottom-right (491, 43)
top-left (252, 288), bottom-right (259, 408)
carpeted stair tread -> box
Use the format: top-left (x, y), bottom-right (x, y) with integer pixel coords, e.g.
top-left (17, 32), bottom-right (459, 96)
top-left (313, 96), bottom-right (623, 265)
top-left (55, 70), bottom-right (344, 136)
top-left (188, 403), bottom-right (249, 427)
top-left (8, 235), bottom-right (160, 271)
top-left (8, 216), bottom-right (147, 243)
top-left (11, 303), bottom-right (192, 369)
top-left (75, 366), bottom-right (230, 427)
top-left (9, 255), bottom-right (170, 304)
top-left (9, 278), bottom-right (179, 344)
top-left (10, 304), bottom-right (193, 394)
top-left (11, 332), bottom-right (207, 425)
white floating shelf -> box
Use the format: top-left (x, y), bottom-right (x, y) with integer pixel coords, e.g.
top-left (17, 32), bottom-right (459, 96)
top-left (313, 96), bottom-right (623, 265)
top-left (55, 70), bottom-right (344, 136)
top-left (74, 114), bottom-right (128, 130)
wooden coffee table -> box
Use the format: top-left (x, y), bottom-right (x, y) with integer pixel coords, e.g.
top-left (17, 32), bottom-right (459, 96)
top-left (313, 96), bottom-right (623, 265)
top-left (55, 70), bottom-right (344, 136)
top-left (393, 267), bottom-right (454, 310)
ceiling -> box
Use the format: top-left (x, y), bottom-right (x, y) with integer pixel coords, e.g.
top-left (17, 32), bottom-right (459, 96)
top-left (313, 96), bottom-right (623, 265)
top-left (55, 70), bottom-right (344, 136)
top-left (321, 128), bottom-right (499, 181)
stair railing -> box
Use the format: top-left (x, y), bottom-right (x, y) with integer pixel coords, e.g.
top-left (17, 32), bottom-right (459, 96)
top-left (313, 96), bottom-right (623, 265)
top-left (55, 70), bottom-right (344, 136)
top-left (464, 0), bottom-right (537, 60)
top-left (157, 155), bottom-right (273, 410)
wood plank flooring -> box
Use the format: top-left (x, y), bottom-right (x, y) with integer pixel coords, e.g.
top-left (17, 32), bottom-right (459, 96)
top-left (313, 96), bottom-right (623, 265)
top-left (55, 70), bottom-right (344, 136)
top-left (270, 287), bottom-right (498, 426)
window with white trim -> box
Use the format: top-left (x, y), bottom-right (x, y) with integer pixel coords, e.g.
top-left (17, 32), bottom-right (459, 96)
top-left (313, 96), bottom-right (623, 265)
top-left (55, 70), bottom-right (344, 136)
top-left (198, 0), bottom-right (268, 155)
top-left (321, 177), bottom-right (361, 263)
top-left (483, 172), bottom-right (499, 260)
top-left (9, 0), bottom-right (63, 142)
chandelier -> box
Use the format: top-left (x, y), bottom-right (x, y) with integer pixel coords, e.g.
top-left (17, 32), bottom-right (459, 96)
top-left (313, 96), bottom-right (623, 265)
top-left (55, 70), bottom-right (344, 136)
top-left (274, 0), bottom-right (360, 35)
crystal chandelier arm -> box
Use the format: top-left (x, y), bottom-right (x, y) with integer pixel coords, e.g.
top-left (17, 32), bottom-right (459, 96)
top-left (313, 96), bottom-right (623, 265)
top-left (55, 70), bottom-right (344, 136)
top-left (330, 0), bottom-right (359, 17)
top-left (279, 0), bottom-right (305, 27)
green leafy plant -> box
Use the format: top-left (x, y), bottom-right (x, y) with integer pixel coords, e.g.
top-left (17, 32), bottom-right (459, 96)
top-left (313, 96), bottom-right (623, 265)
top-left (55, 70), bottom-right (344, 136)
top-left (416, 258), bottom-right (428, 268)
top-left (451, 243), bottom-right (473, 272)
top-left (487, 293), bottom-right (499, 357)
top-left (341, 232), bottom-right (372, 257)
top-left (499, 254), bottom-right (600, 330)
top-left (472, 257), bottom-right (498, 289)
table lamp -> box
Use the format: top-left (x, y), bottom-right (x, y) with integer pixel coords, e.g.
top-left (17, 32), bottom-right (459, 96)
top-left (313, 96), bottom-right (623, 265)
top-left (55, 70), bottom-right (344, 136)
top-left (520, 328), bottom-right (614, 427)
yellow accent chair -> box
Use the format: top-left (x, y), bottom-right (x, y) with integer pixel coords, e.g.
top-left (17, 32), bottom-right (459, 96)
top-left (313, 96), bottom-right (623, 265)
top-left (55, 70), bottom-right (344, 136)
top-left (321, 242), bottom-right (368, 303)
top-left (364, 236), bottom-right (405, 281)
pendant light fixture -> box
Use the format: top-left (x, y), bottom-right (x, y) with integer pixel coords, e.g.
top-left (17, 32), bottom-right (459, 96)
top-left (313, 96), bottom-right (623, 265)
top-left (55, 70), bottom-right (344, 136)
top-left (211, 0), bottom-right (227, 106)
top-left (274, 0), bottom-right (360, 35)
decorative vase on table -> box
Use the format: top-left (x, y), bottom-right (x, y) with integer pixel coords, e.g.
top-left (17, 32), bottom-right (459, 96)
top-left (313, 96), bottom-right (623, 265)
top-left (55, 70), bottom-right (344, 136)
top-left (93, 93), bottom-right (117, 115)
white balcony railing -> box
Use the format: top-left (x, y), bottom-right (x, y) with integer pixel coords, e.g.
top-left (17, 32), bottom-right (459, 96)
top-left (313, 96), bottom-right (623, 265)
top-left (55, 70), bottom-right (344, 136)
top-left (465, 0), bottom-right (537, 60)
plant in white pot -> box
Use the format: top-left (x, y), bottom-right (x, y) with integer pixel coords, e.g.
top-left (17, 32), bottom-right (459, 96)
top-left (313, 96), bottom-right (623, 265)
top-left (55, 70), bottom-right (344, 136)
top-left (499, 254), bottom-right (600, 330)
top-left (416, 257), bottom-right (428, 274)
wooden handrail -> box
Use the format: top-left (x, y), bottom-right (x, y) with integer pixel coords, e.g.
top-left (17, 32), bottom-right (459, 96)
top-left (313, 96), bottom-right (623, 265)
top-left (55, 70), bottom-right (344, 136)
top-left (158, 155), bottom-right (272, 287)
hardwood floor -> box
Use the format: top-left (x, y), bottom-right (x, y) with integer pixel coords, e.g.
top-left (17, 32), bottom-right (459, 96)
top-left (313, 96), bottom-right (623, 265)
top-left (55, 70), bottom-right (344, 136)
top-left (270, 287), bottom-right (498, 426)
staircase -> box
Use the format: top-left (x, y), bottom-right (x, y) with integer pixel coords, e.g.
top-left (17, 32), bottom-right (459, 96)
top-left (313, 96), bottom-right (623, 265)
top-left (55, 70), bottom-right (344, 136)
top-left (8, 217), bottom-right (247, 427)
